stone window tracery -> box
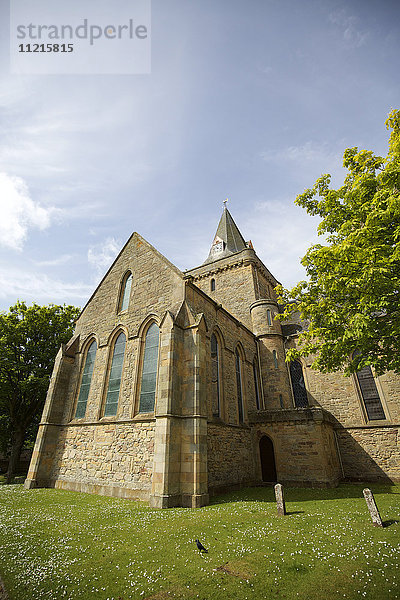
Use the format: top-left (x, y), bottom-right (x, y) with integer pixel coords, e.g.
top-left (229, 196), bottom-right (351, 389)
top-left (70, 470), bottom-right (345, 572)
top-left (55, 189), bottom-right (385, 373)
top-left (289, 360), bottom-right (308, 407)
top-left (139, 322), bottom-right (160, 413)
top-left (75, 340), bottom-right (97, 419)
top-left (104, 332), bottom-right (126, 416)
top-left (118, 272), bottom-right (132, 312)
top-left (353, 352), bottom-right (386, 420)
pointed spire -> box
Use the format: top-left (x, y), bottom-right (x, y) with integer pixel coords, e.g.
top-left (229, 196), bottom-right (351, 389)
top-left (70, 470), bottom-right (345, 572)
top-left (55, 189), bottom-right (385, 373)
top-left (204, 205), bottom-right (248, 264)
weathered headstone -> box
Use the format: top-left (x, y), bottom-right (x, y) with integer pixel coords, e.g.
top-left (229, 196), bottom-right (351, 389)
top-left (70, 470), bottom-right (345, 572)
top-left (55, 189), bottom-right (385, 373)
top-left (363, 488), bottom-right (383, 527)
top-left (274, 483), bottom-right (286, 516)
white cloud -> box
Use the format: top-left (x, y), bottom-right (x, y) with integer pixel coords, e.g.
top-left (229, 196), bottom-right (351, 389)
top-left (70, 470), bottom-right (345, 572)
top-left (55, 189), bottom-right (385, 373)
top-left (34, 254), bottom-right (74, 267)
top-left (87, 237), bottom-right (122, 274)
top-left (259, 141), bottom-right (346, 188)
top-left (0, 264), bottom-right (92, 304)
top-left (0, 172), bottom-right (54, 251)
top-left (242, 199), bottom-right (324, 288)
top-left (329, 9), bottom-right (369, 48)
top-left (260, 141), bottom-right (340, 165)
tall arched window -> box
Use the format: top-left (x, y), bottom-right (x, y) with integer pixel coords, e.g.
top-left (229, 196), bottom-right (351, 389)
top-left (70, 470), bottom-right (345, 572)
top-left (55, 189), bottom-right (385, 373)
top-left (267, 309), bottom-right (272, 326)
top-left (211, 333), bottom-right (221, 417)
top-left (139, 323), bottom-right (160, 413)
top-left (210, 278), bottom-right (216, 292)
top-left (289, 361), bottom-right (308, 407)
top-left (235, 348), bottom-right (244, 423)
top-left (119, 272), bottom-right (132, 312)
top-left (272, 350), bottom-right (278, 369)
top-left (75, 340), bottom-right (97, 419)
top-left (253, 359), bottom-right (261, 410)
top-left (353, 353), bottom-right (385, 420)
top-left (104, 332), bottom-right (126, 416)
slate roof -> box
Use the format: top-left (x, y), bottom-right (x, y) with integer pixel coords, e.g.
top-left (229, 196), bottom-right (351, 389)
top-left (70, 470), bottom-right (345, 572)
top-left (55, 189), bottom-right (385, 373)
top-left (203, 207), bottom-right (248, 264)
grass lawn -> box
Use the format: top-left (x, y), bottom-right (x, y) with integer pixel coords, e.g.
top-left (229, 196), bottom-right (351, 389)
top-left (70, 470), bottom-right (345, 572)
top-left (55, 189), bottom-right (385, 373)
top-left (0, 481), bottom-right (399, 600)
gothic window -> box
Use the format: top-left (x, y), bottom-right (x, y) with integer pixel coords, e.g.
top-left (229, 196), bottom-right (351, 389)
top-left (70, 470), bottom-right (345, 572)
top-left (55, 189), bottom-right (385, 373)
top-left (139, 323), bottom-right (160, 413)
top-left (289, 361), bottom-right (308, 407)
top-left (279, 394), bottom-right (284, 408)
top-left (235, 348), bottom-right (244, 423)
top-left (253, 359), bottom-right (261, 410)
top-left (273, 350), bottom-right (278, 369)
top-left (211, 333), bottom-right (221, 417)
top-left (211, 278), bottom-right (216, 292)
top-left (267, 309), bottom-right (272, 326)
top-left (104, 332), bottom-right (126, 417)
top-left (118, 272), bottom-right (133, 312)
top-left (353, 358), bottom-right (385, 421)
top-left (75, 340), bottom-right (97, 419)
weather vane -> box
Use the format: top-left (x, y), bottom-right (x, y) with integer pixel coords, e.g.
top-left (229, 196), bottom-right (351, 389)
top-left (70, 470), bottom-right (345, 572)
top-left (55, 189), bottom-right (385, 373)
top-left (223, 198), bottom-right (228, 208)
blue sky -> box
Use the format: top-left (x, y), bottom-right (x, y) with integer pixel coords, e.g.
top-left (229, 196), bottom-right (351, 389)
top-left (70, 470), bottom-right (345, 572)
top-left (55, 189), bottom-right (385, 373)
top-left (0, 0), bottom-right (399, 311)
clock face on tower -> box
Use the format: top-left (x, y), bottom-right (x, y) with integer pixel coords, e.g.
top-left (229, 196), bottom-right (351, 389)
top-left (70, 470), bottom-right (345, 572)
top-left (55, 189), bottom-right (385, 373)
top-left (213, 241), bottom-right (223, 254)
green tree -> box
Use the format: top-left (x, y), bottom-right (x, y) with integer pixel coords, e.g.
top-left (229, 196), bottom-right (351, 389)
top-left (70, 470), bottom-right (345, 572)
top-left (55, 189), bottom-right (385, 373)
top-left (277, 109), bottom-right (400, 376)
top-left (0, 301), bottom-right (80, 483)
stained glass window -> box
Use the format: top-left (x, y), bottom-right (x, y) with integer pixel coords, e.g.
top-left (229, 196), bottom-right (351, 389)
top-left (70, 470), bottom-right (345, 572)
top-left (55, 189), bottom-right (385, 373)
top-left (119, 273), bottom-right (132, 312)
top-left (211, 334), bottom-right (220, 417)
top-left (290, 361), bottom-right (308, 407)
top-left (75, 340), bottom-right (97, 419)
top-left (235, 348), bottom-right (244, 423)
top-left (104, 332), bottom-right (126, 416)
top-left (139, 323), bottom-right (160, 413)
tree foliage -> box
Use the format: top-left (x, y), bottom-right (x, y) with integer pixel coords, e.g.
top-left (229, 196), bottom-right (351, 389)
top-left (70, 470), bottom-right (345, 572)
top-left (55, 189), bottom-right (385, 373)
top-left (276, 109), bottom-right (400, 376)
top-left (0, 301), bottom-right (80, 482)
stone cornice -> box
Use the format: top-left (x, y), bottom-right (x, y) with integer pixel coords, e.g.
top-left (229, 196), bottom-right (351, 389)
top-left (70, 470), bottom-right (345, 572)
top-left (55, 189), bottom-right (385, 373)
top-left (185, 249), bottom-right (279, 287)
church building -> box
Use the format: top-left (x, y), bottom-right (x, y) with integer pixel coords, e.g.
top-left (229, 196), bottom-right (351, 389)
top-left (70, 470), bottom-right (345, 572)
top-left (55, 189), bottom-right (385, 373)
top-left (25, 207), bottom-right (400, 507)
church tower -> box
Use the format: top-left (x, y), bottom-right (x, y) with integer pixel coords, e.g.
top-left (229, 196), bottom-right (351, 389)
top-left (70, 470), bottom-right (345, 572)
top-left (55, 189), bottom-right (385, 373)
top-left (185, 204), bottom-right (293, 409)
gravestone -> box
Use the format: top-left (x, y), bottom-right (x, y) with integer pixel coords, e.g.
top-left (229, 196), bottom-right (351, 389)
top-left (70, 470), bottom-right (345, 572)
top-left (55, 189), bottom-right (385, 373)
top-left (274, 483), bottom-right (286, 516)
top-left (363, 488), bottom-right (383, 527)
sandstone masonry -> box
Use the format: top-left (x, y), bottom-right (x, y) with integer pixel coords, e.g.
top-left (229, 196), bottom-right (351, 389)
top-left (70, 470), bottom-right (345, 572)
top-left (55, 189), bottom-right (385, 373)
top-left (25, 208), bottom-right (400, 507)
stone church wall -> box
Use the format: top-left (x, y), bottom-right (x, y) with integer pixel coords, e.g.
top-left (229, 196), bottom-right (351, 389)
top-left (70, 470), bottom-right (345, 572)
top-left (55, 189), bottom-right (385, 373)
top-left (48, 421), bottom-right (155, 500)
top-left (207, 423), bottom-right (255, 490)
top-left (336, 426), bottom-right (399, 482)
top-left (252, 410), bottom-right (342, 486)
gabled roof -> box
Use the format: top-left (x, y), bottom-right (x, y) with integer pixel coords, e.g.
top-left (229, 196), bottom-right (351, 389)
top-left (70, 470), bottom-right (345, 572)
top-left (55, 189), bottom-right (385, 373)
top-left (204, 207), bottom-right (248, 264)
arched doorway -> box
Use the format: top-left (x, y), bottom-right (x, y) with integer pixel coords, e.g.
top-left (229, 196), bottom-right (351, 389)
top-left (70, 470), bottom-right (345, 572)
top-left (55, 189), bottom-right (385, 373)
top-left (259, 435), bottom-right (277, 482)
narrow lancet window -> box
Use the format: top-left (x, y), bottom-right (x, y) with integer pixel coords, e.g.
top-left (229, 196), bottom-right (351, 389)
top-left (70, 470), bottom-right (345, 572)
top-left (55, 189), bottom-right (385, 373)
top-left (353, 351), bottom-right (385, 420)
top-left (290, 361), bottom-right (308, 407)
top-left (235, 348), bottom-right (244, 423)
top-left (119, 272), bottom-right (132, 312)
top-left (75, 341), bottom-right (97, 419)
top-left (211, 278), bottom-right (216, 292)
top-left (104, 332), bottom-right (126, 416)
top-left (267, 309), bottom-right (272, 326)
top-left (355, 366), bottom-right (385, 420)
top-left (139, 323), bottom-right (160, 413)
top-left (211, 333), bottom-right (220, 417)
top-left (273, 350), bottom-right (278, 369)
top-left (253, 359), bottom-right (261, 410)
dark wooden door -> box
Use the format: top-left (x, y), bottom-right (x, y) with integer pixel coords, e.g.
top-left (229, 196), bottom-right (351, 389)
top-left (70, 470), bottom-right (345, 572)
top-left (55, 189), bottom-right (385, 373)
top-left (259, 436), bottom-right (277, 482)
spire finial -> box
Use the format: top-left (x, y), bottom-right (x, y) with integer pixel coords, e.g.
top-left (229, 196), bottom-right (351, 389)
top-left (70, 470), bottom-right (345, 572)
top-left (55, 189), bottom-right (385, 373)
top-left (223, 198), bottom-right (228, 209)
